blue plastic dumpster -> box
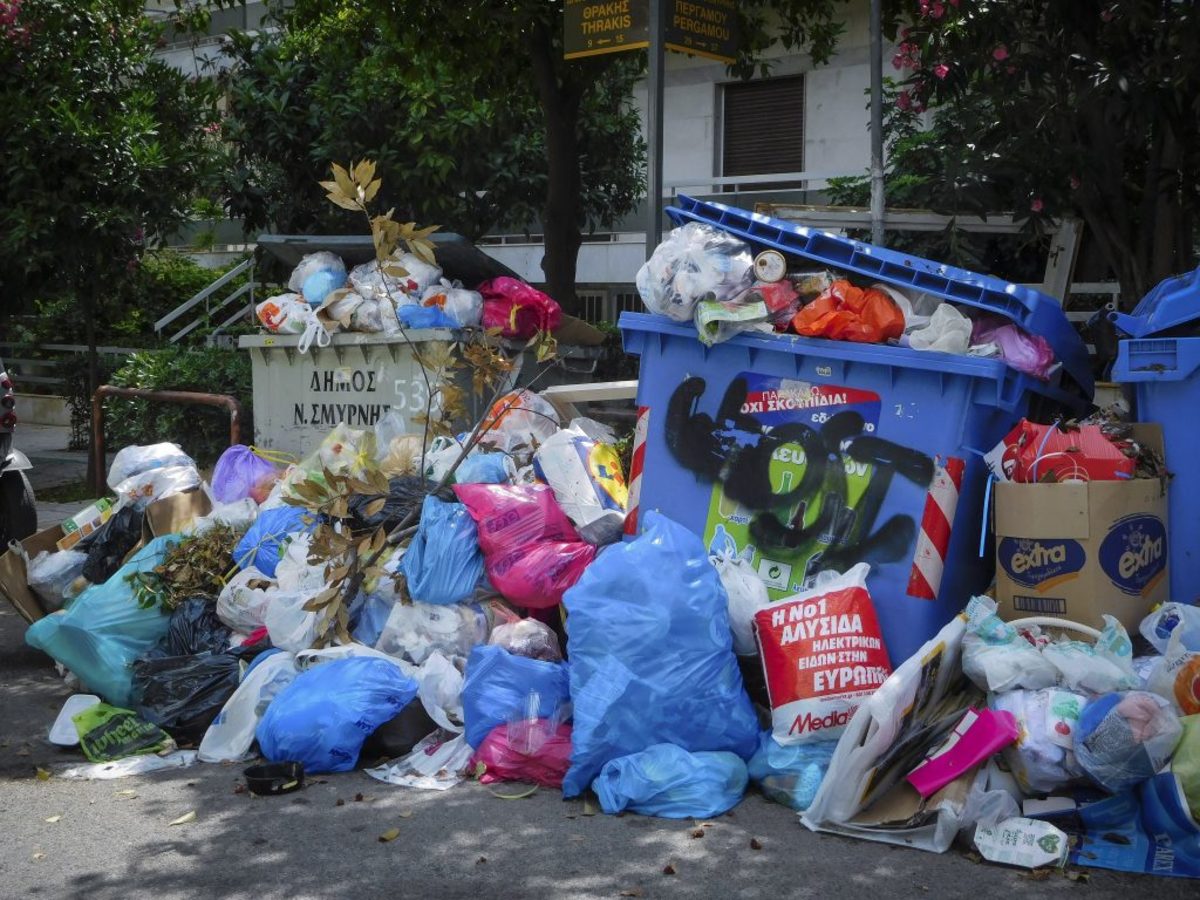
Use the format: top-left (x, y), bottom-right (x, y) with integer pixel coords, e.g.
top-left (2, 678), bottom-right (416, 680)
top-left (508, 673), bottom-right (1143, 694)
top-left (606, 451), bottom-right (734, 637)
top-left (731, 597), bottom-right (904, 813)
top-left (1111, 266), bottom-right (1200, 605)
top-left (621, 197), bottom-right (1091, 667)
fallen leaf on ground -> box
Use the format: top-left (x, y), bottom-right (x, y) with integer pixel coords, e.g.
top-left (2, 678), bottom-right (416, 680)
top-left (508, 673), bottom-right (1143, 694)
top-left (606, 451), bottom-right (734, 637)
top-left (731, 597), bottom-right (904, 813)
top-left (378, 828), bottom-right (400, 843)
top-left (1021, 870), bottom-right (1052, 882)
top-left (582, 797), bottom-right (597, 816)
top-left (168, 811), bottom-right (196, 827)
top-left (397, 810), bottom-right (413, 818)
top-left (32, 853), bottom-right (45, 861)
top-left (476, 857), bottom-right (488, 865)
top-left (619, 889), bottom-right (644, 897)
top-left (750, 838), bottom-right (763, 850)
top-left (116, 789), bottom-right (137, 798)
top-left (662, 863), bottom-right (677, 876)
top-left (336, 798), bottom-right (345, 807)
top-left (35, 767), bottom-right (50, 781)
top-left (45, 815), bottom-right (61, 824)
top-left (690, 829), bottom-right (704, 839)
top-left (354, 793), bottom-right (364, 802)
top-left (17, 748), bottom-right (30, 757)
top-left (1065, 870), bottom-right (1090, 883)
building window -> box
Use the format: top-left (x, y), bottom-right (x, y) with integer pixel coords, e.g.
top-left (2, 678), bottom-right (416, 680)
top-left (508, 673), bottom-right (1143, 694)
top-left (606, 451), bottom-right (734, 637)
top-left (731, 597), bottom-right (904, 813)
top-left (721, 75), bottom-right (805, 181)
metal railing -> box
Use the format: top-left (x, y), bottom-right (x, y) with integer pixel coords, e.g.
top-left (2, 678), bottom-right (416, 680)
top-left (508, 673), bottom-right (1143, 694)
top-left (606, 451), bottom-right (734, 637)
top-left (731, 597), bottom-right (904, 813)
top-left (0, 342), bottom-right (139, 393)
top-left (153, 256), bottom-right (255, 344)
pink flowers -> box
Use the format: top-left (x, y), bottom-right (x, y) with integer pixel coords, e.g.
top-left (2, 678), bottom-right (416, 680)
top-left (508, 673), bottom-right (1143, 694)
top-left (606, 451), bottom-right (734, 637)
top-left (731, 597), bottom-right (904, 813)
top-left (893, 41), bottom-right (921, 70)
top-left (896, 91), bottom-right (913, 111)
top-left (918, 0), bottom-right (945, 17)
top-left (933, 63), bottom-right (950, 79)
top-left (1030, 198), bottom-right (1044, 213)
top-left (1069, 175), bottom-right (1081, 190)
top-left (993, 45), bottom-right (1009, 62)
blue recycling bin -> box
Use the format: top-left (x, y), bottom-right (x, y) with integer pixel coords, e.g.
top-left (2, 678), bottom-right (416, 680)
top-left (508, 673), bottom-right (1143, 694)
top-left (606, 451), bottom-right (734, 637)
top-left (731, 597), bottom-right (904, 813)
top-left (1111, 265), bottom-right (1200, 605)
top-left (622, 197), bottom-right (1090, 667)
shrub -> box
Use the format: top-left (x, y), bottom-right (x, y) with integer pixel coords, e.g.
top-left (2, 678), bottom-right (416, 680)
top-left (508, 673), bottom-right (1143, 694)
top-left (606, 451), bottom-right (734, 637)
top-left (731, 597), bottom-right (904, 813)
top-left (104, 347), bottom-right (253, 467)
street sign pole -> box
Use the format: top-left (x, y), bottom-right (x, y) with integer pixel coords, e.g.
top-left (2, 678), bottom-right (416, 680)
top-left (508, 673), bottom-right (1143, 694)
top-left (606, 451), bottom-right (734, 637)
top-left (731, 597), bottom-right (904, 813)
top-left (869, 0), bottom-right (885, 246)
top-left (646, 0), bottom-right (667, 259)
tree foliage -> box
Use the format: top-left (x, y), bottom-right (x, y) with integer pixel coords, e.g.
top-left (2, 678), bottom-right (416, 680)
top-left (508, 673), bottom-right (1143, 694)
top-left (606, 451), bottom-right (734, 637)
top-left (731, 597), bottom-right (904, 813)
top-left (879, 0), bottom-right (1200, 306)
top-left (0, 0), bottom-right (218, 317)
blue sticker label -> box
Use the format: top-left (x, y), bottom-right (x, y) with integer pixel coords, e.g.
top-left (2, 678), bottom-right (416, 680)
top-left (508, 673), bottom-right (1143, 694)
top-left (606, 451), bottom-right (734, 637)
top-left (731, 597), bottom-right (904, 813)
top-left (1099, 514), bottom-right (1167, 596)
top-left (998, 537), bottom-right (1086, 589)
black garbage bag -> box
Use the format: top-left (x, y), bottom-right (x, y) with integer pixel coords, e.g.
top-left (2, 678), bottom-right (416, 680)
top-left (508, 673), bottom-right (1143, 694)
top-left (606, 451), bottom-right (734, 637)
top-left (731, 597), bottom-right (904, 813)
top-left (149, 598), bottom-right (231, 658)
top-left (347, 477), bottom-right (454, 531)
top-left (132, 640), bottom-right (267, 745)
top-left (358, 699), bottom-right (438, 764)
top-left (79, 505), bottom-right (145, 584)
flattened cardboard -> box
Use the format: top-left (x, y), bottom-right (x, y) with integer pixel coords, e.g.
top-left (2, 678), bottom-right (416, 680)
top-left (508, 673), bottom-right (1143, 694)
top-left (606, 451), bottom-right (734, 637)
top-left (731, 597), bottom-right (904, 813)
top-left (140, 489), bottom-right (212, 544)
top-left (995, 424), bottom-right (1168, 633)
top-left (0, 525), bottom-right (65, 623)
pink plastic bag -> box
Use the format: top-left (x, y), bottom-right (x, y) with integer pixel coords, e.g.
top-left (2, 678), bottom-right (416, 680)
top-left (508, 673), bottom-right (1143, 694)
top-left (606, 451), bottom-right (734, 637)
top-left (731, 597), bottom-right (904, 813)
top-left (471, 720), bottom-right (572, 787)
top-left (454, 484), bottom-right (595, 608)
top-left (478, 277), bottom-right (563, 338)
top-left (211, 445), bottom-right (283, 504)
top-left (971, 315), bottom-right (1056, 381)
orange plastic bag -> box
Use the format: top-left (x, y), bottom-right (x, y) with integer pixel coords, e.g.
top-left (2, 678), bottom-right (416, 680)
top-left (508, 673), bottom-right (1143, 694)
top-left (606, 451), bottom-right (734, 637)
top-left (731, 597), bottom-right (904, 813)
top-left (791, 280), bottom-right (904, 344)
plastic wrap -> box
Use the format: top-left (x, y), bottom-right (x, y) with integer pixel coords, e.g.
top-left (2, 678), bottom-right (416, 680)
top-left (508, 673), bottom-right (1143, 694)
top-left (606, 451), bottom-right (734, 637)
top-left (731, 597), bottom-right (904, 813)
top-left (488, 619), bottom-right (563, 662)
top-left (747, 731), bottom-right (836, 811)
top-left (106, 442), bottom-right (196, 491)
top-left (26, 549), bottom-right (87, 611)
top-left (990, 688), bottom-right (1088, 794)
top-left (961, 595), bottom-right (1058, 692)
top-left (710, 553), bottom-right (771, 657)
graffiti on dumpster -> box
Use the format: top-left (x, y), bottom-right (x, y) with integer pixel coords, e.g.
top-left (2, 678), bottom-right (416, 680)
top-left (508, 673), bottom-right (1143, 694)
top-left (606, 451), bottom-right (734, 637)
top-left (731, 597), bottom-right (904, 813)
top-left (665, 373), bottom-right (935, 596)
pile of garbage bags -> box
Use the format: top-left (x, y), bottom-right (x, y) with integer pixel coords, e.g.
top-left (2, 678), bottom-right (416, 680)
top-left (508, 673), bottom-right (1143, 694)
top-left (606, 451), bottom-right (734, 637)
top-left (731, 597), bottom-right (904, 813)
top-left (255, 250), bottom-right (562, 352)
top-left (9, 376), bottom-right (1199, 878)
top-left (636, 222), bottom-right (1058, 380)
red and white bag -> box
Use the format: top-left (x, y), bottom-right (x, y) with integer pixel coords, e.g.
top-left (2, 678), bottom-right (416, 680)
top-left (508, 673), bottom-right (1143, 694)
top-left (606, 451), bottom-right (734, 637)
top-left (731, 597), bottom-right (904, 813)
top-left (754, 564), bottom-right (891, 745)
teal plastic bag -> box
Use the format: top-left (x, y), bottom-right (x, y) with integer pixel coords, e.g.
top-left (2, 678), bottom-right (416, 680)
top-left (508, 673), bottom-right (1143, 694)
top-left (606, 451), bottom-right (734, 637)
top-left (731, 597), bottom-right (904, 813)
top-left (593, 743), bottom-right (748, 818)
top-left (26, 536), bottom-right (180, 707)
top-left (561, 511), bottom-right (758, 798)
top-left (400, 495), bottom-right (485, 605)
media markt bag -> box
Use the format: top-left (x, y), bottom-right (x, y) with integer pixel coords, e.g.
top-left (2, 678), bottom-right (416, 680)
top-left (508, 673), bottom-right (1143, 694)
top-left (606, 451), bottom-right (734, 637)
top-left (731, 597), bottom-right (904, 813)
top-left (754, 564), bottom-right (891, 745)
top-left (994, 424), bottom-right (1168, 634)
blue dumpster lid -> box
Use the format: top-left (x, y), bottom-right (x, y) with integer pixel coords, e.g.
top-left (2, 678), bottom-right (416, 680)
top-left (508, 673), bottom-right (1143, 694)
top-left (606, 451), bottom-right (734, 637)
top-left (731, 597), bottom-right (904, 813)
top-left (666, 195), bottom-right (1093, 397)
top-left (1109, 266), bottom-right (1200, 338)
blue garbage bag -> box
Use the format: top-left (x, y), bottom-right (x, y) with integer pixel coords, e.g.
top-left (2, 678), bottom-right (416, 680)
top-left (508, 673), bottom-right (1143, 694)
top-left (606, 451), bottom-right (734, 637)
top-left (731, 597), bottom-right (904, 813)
top-left (561, 511), bottom-right (758, 797)
top-left (233, 506), bottom-right (318, 577)
top-left (461, 644), bottom-right (569, 748)
top-left (593, 743), bottom-right (748, 818)
top-left (747, 731), bottom-right (837, 811)
top-left (350, 592), bottom-right (395, 647)
top-left (256, 657), bottom-right (419, 773)
top-left (398, 304), bottom-right (459, 330)
top-left (25, 535), bottom-right (181, 707)
top-left (400, 495), bottom-right (485, 605)
top-left (455, 452), bottom-right (511, 485)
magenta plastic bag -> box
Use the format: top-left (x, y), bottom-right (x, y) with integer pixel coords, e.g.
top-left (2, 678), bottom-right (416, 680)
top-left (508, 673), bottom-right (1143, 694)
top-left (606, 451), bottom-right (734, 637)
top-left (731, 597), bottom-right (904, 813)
top-left (471, 720), bottom-right (572, 788)
top-left (453, 483), bottom-right (595, 609)
top-left (971, 315), bottom-right (1056, 380)
top-left (478, 277), bottom-right (563, 338)
top-left (211, 445), bottom-right (281, 504)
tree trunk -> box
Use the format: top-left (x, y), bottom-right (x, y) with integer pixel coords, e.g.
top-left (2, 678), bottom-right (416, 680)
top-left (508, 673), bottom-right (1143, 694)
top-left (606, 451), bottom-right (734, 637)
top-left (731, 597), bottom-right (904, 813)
top-left (527, 25), bottom-right (585, 318)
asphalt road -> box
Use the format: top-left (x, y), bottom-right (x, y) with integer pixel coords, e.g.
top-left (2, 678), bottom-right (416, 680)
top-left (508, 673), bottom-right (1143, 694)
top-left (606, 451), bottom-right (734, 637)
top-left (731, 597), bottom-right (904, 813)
top-left (1, 601), bottom-right (1194, 900)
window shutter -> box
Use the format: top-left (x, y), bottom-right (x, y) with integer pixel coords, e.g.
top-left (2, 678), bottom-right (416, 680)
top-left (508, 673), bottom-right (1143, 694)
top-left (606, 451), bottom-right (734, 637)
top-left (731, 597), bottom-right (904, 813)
top-left (722, 75), bottom-right (805, 177)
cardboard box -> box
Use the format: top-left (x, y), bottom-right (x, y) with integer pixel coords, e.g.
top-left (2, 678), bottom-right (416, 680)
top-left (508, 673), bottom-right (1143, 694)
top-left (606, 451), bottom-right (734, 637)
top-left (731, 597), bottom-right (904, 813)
top-left (56, 497), bottom-right (115, 550)
top-left (0, 525), bottom-right (66, 623)
top-left (994, 424), bottom-right (1168, 633)
top-left (0, 490), bottom-right (213, 625)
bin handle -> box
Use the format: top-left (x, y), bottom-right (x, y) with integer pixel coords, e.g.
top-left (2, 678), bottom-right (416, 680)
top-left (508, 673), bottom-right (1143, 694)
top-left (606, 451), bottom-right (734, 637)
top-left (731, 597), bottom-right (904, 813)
top-left (1007, 617), bottom-right (1102, 640)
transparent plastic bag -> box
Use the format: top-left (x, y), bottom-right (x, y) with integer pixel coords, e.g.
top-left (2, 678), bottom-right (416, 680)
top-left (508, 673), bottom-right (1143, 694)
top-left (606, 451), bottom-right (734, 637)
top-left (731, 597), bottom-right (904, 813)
top-left (415, 650), bottom-right (465, 733)
top-left (990, 688), bottom-right (1088, 794)
top-left (211, 445), bottom-right (282, 505)
top-left (532, 426), bottom-right (627, 544)
top-left (1074, 691), bottom-right (1182, 793)
top-left (26, 549), bottom-right (87, 611)
top-left (198, 651), bottom-right (299, 762)
top-left (421, 279), bottom-right (483, 328)
top-left (1042, 615), bottom-right (1139, 694)
top-left (111, 465), bottom-right (202, 511)
top-left (636, 223), bottom-right (754, 322)
top-left (710, 553), bottom-right (770, 657)
top-left (1145, 629), bottom-right (1200, 716)
top-left (476, 390), bottom-right (561, 455)
top-left (349, 260), bottom-right (408, 303)
top-left (374, 601), bottom-right (491, 667)
top-left (256, 293), bottom-right (314, 334)
top-left (106, 442), bottom-right (195, 491)
top-left (365, 731), bottom-right (473, 790)
top-left (961, 595), bottom-right (1058, 692)
top-left (907, 303), bottom-right (973, 354)
top-left (288, 251), bottom-right (347, 307)
top-left (488, 619), bottom-right (563, 662)
top-left (1141, 603), bottom-right (1200, 654)
top-left (216, 566), bottom-right (275, 632)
